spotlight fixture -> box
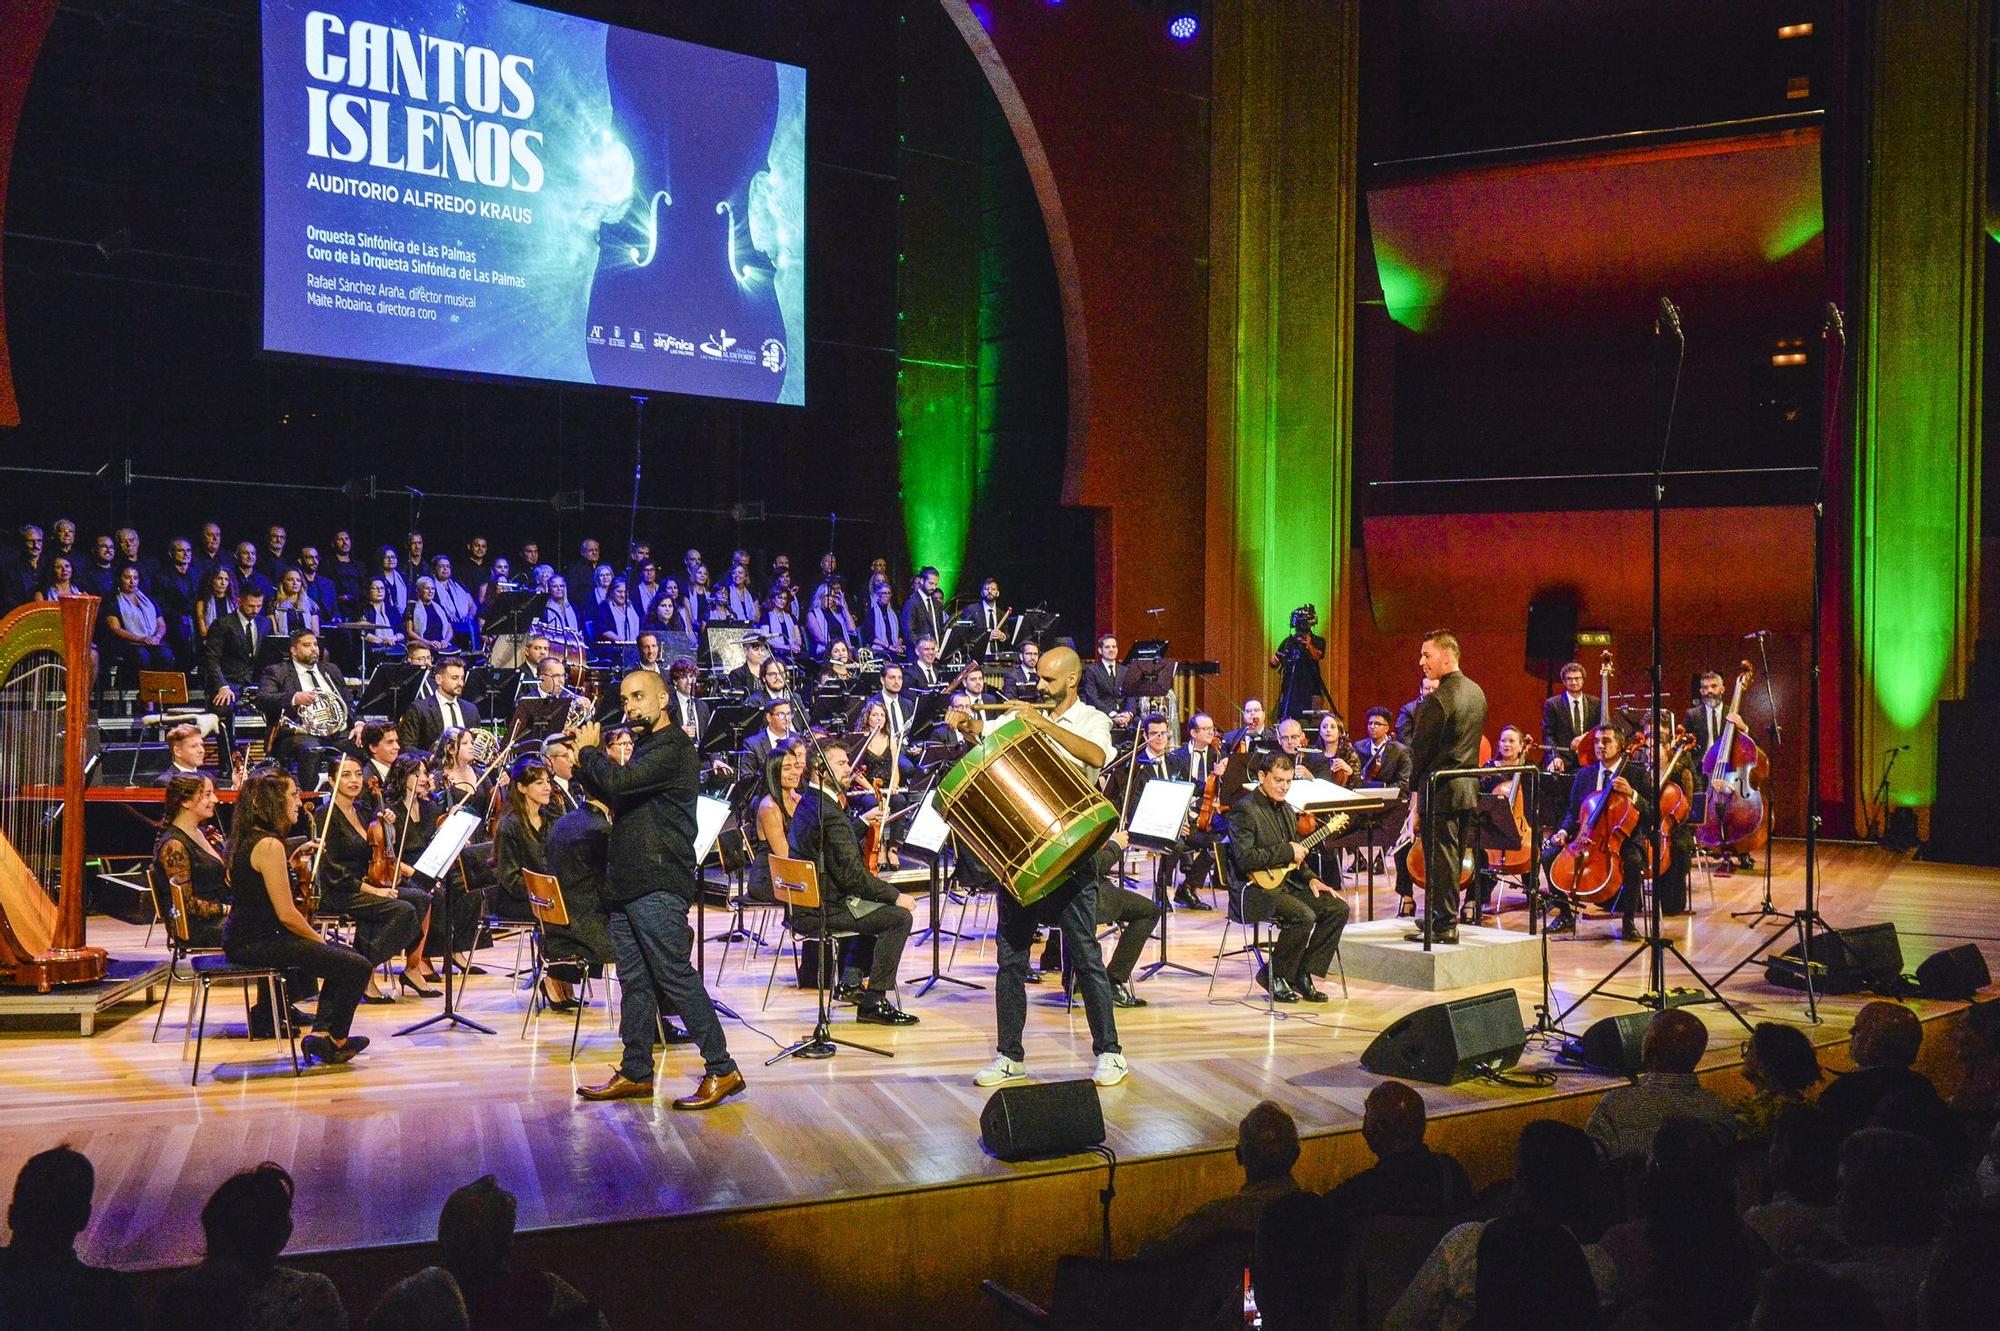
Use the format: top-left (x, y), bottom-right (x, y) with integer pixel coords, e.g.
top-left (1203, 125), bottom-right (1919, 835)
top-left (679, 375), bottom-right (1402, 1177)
top-left (1169, 12), bottom-right (1199, 41)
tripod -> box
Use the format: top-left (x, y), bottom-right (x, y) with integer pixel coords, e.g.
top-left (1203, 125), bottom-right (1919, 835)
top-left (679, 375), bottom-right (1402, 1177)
top-left (1717, 302), bottom-right (1849, 1024)
top-left (1562, 298), bottom-right (1747, 1033)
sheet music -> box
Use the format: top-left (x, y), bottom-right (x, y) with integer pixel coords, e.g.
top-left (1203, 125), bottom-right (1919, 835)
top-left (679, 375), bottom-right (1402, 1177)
top-left (1129, 778), bottom-right (1196, 843)
top-left (1285, 777), bottom-right (1386, 811)
top-left (414, 808), bottom-right (483, 879)
top-left (904, 790), bottom-right (951, 855)
top-left (693, 794), bottom-right (731, 863)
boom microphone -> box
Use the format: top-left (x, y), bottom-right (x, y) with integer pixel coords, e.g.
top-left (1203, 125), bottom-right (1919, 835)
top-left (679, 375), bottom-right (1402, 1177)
top-left (1742, 629), bottom-right (1768, 639)
top-left (1825, 301), bottom-right (1846, 344)
top-left (1656, 296), bottom-right (1684, 340)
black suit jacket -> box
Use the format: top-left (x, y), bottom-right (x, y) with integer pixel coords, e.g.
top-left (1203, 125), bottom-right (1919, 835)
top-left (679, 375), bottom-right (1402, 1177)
top-left (667, 689), bottom-right (712, 744)
top-left (1080, 660), bottom-right (1127, 712)
top-left (204, 613), bottom-right (273, 692)
top-left (575, 724), bottom-right (700, 906)
top-left (1394, 697), bottom-right (1423, 745)
top-left (1410, 671), bottom-right (1487, 814)
top-left (1167, 743), bottom-right (1219, 787)
top-left (1558, 760), bottom-right (1655, 838)
top-left (1683, 701), bottom-right (1730, 757)
top-left (399, 693), bottom-right (482, 755)
top-left (254, 657), bottom-right (354, 741)
top-left (1229, 789), bottom-right (1306, 891)
top-left (788, 787), bottom-right (897, 913)
top-left (1353, 737), bottom-right (1412, 793)
top-left (901, 590), bottom-right (945, 648)
top-left (1542, 692), bottom-right (1603, 761)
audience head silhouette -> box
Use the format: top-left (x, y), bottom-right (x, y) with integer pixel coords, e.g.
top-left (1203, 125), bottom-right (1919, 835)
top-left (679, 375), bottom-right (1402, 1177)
top-left (1850, 1001), bottom-right (1923, 1069)
top-left (202, 1162), bottom-right (296, 1270)
top-left (7, 1144), bottom-right (94, 1248)
top-left (439, 1174), bottom-right (517, 1285)
top-left (1360, 1079), bottom-right (1429, 1159)
top-left (1641, 1007), bottom-right (1707, 1075)
top-left (1236, 1101), bottom-right (1300, 1184)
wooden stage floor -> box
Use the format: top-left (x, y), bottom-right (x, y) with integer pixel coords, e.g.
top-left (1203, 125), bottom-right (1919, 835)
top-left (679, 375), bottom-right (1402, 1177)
top-left (3, 840), bottom-right (1994, 1273)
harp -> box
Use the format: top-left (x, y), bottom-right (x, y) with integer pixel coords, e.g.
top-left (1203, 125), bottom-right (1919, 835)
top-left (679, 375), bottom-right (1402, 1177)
top-left (0, 596), bottom-right (108, 989)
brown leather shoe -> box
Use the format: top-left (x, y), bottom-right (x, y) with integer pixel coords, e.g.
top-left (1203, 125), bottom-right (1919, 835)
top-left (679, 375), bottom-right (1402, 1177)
top-left (576, 1070), bottom-right (655, 1101)
top-left (672, 1069), bottom-right (746, 1111)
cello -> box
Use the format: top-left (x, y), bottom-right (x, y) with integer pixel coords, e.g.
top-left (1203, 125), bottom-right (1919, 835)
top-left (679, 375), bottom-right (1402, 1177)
top-left (1695, 660), bottom-right (1769, 856)
top-left (1547, 652), bottom-right (1638, 906)
top-left (1486, 729), bottom-right (1536, 875)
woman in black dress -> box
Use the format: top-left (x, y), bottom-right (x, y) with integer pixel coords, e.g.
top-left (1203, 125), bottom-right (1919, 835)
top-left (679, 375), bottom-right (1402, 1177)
top-left (492, 755), bottom-right (563, 1003)
top-left (313, 755), bottom-right (423, 1002)
top-left (747, 739), bottom-right (807, 905)
top-left (153, 774), bottom-right (230, 949)
top-left (223, 771), bottom-right (373, 1065)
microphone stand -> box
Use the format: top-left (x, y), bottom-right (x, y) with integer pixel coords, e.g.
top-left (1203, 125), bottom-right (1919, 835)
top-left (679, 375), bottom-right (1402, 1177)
top-left (1565, 298), bottom-right (1747, 1031)
top-left (1717, 302), bottom-right (1848, 1023)
top-left (395, 720), bottom-right (529, 1038)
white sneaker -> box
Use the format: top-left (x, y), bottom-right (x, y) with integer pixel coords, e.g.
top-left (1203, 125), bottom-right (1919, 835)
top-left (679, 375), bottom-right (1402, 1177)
top-left (974, 1055), bottom-right (1029, 1087)
top-left (1093, 1053), bottom-right (1130, 1087)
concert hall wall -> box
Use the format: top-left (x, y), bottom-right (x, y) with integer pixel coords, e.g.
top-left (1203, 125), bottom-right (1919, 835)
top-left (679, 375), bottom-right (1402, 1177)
top-left (0, 1), bottom-right (1093, 630)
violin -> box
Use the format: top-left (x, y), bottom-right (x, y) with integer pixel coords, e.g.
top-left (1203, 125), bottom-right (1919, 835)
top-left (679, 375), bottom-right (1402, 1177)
top-left (1197, 734), bottom-right (1248, 833)
top-left (365, 807), bottom-right (400, 892)
top-left (1695, 659), bottom-right (1770, 856)
top-left (1548, 653), bottom-right (1637, 906)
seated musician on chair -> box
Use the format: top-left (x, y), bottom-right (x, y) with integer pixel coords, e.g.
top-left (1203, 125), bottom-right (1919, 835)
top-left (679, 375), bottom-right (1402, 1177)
top-left (1227, 749), bottom-right (1348, 1004)
top-left (785, 739), bottom-right (920, 1027)
top-left (153, 774), bottom-right (231, 950)
top-left (1540, 723), bottom-right (1654, 941)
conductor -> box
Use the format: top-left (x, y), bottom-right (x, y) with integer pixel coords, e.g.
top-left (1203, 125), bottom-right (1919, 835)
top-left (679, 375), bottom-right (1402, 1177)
top-left (569, 668), bottom-right (744, 1110)
top-left (1405, 630), bottom-right (1487, 946)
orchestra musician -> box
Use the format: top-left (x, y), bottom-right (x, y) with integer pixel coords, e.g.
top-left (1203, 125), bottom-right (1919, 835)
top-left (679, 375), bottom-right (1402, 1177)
top-left (1079, 634), bottom-right (1129, 720)
top-left (976, 645), bottom-right (1128, 1090)
top-left (743, 696), bottom-right (799, 769)
top-left (1224, 698), bottom-right (1274, 752)
top-left (1404, 631), bottom-right (1487, 947)
top-left (1007, 640), bottom-right (1041, 699)
top-left (1227, 749), bottom-right (1349, 1003)
top-left (194, 566), bottom-right (237, 644)
top-left (1395, 675), bottom-right (1437, 745)
top-left (870, 662), bottom-right (914, 745)
top-left (359, 723), bottom-right (401, 796)
top-left (511, 657), bottom-right (580, 744)
top-left (966, 577), bottom-right (1010, 657)
top-left (667, 658), bottom-right (710, 743)
top-left (382, 753), bottom-right (473, 972)
top-left (786, 738), bottom-right (921, 1026)
top-left (1682, 669), bottom-right (1751, 865)
top-left (434, 727), bottom-right (481, 801)
top-left (1317, 713), bottom-right (1358, 785)
top-left (1274, 718), bottom-right (1329, 779)
top-left (747, 739), bottom-right (806, 905)
top-left (258, 628), bottom-right (357, 788)
top-left (908, 636), bottom-right (945, 692)
top-left (225, 771), bottom-right (374, 1066)
top-left (1541, 661), bottom-right (1600, 776)
top-left (633, 630), bottom-right (665, 675)
top-left (542, 734), bottom-right (583, 818)
top-left (1640, 710), bottom-right (1696, 916)
top-left (398, 657), bottom-right (481, 755)
top-left (1352, 707), bottom-right (1412, 794)
top-left (725, 635), bottom-right (773, 692)
top-left (542, 792), bottom-right (624, 1007)
top-left (1541, 722), bottom-right (1654, 939)
top-left (153, 774), bottom-right (231, 951)
top-left (490, 753), bottom-right (555, 935)
top-left (1164, 712), bottom-right (1221, 907)
top-left (902, 565), bottom-right (946, 648)
top-left (316, 754), bottom-right (428, 1002)
top-left (203, 584), bottom-right (269, 711)
top-left (816, 639), bottom-right (859, 691)
top-left (157, 720), bottom-right (243, 789)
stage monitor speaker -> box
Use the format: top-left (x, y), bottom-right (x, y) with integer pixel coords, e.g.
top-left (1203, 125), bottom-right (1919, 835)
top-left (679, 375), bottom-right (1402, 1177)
top-left (1360, 989), bottom-right (1526, 1085)
top-left (980, 1079), bottom-right (1105, 1161)
top-left (1526, 596), bottom-right (1579, 662)
top-left (1765, 922), bottom-right (1903, 994)
top-left (1914, 944), bottom-right (1990, 1000)
top-left (1571, 1011), bottom-right (1652, 1075)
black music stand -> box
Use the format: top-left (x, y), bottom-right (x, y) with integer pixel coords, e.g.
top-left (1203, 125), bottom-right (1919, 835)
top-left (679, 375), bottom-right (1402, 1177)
top-left (901, 792), bottom-right (983, 996)
top-left (466, 665), bottom-right (523, 722)
top-left (396, 805), bottom-right (496, 1038)
top-left (763, 855), bottom-right (893, 1064)
top-left (357, 663), bottom-right (425, 722)
top-left (1126, 779), bottom-right (1205, 981)
top-left (702, 704), bottom-right (762, 766)
top-left (477, 590), bottom-right (548, 648)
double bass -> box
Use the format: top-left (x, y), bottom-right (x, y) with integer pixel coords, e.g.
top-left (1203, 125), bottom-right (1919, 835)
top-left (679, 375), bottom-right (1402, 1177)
top-left (1547, 652), bottom-right (1638, 906)
top-left (1695, 661), bottom-right (1769, 855)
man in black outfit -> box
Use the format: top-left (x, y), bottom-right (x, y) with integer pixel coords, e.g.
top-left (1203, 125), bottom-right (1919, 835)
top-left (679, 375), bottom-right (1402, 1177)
top-left (1540, 723), bottom-right (1654, 939)
top-left (256, 628), bottom-right (355, 789)
top-left (203, 584), bottom-right (269, 709)
top-left (1352, 707), bottom-right (1411, 793)
top-left (786, 739), bottom-right (921, 1026)
top-left (1406, 630), bottom-right (1487, 946)
top-left (1323, 1080), bottom-right (1474, 1222)
top-left (1166, 711), bottom-right (1222, 903)
top-left (398, 657), bottom-right (482, 754)
top-left (1541, 661), bottom-right (1600, 777)
top-left (570, 669), bottom-right (743, 1110)
top-left (1228, 749), bottom-right (1348, 1002)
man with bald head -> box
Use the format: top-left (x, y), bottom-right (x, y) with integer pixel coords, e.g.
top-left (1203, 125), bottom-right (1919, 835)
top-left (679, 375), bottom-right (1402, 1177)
top-left (976, 643), bottom-right (1130, 1090)
top-left (1325, 1081), bottom-right (1474, 1220)
top-left (1584, 1007), bottom-right (1735, 1160)
top-left (569, 669), bottom-right (743, 1111)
